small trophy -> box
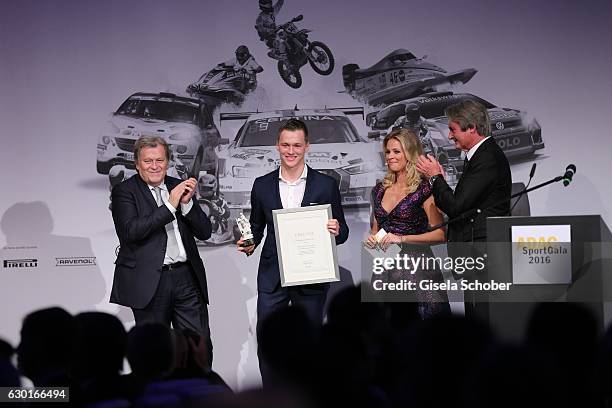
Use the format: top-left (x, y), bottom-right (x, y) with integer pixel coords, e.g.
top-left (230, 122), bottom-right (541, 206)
top-left (236, 213), bottom-right (254, 247)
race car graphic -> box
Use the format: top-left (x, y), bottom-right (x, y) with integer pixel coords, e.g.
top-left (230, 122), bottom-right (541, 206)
top-left (216, 107), bottom-right (386, 209)
top-left (366, 91), bottom-right (544, 159)
top-left (96, 92), bottom-right (222, 187)
top-left (342, 49), bottom-right (477, 107)
top-left (96, 92), bottom-right (235, 244)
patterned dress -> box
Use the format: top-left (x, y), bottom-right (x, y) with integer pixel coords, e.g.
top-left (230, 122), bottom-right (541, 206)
top-left (372, 179), bottom-right (450, 318)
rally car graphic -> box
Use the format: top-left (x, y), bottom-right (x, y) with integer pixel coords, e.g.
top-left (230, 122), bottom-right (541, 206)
top-left (216, 107), bottom-right (386, 209)
top-left (342, 49), bottom-right (477, 107)
top-left (96, 92), bottom-right (222, 184)
top-left (96, 92), bottom-right (234, 244)
top-left (366, 91), bottom-right (544, 159)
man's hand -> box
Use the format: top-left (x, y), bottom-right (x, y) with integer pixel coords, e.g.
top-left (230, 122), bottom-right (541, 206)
top-left (180, 178), bottom-right (197, 204)
top-left (169, 178), bottom-right (197, 208)
top-left (237, 238), bottom-right (255, 256)
top-left (327, 219), bottom-right (340, 236)
top-left (416, 154), bottom-right (445, 179)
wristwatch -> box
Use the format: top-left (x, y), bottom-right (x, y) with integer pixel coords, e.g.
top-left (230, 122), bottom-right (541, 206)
top-left (429, 174), bottom-right (442, 186)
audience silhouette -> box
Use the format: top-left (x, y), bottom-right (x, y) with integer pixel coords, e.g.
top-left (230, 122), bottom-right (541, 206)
top-left (1, 288), bottom-right (609, 407)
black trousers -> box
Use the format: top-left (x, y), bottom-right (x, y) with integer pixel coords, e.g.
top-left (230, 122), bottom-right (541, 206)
top-left (132, 263), bottom-right (213, 365)
top-left (458, 239), bottom-right (490, 324)
top-left (256, 285), bottom-right (327, 386)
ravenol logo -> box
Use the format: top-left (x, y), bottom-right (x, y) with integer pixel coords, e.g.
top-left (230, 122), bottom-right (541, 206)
top-left (55, 257), bottom-right (97, 267)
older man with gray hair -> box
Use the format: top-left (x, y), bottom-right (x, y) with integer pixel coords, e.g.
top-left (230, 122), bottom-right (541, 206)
top-left (416, 100), bottom-right (511, 320)
top-left (110, 136), bottom-right (213, 362)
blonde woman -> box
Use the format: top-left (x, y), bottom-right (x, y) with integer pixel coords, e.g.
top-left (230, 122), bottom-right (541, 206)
top-left (366, 128), bottom-right (450, 317)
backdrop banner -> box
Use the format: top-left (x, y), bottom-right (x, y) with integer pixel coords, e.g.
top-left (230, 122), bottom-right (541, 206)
top-left (2, 0), bottom-right (611, 389)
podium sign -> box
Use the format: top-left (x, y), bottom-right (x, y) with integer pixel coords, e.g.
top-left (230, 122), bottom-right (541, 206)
top-left (511, 225), bottom-right (572, 284)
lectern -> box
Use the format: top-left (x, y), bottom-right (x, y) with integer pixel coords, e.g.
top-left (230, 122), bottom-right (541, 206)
top-left (485, 215), bottom-right (612, 341)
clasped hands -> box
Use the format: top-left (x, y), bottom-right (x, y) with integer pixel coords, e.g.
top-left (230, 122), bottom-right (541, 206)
top-left (168, 178), bottom-right (197, 209)
top-left (416, 154), bottom-right (445, 179)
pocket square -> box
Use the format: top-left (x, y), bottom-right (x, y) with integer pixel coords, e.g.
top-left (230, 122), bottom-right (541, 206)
top-left (309, 202), bottom-right (319, 205)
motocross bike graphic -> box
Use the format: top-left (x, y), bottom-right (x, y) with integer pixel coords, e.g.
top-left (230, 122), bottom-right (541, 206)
top-left (186, 66), bottom-right (256, 106)
top-left (269, 15), bottom-right (334, 89)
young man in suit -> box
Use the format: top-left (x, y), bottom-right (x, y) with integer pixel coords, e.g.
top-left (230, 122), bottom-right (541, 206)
top-left (237, 118), bottom-right (348, 384)
top-left (416, 100), bottom-right (511, 317)
top-left (110, 136), bottom-right (213, 362)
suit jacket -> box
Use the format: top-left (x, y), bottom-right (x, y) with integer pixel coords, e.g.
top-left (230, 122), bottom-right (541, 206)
top-left (110, 174), bottom-right (212, 308)
top-left (432, 137), bottom-right (511, 242)
top-left (249, 166), bottom-right (349, 294)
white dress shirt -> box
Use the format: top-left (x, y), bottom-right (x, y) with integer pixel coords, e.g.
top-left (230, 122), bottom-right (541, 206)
top-left (148, 183), bottom-right (192, 264)
top-left (278, 165), bottom-right (308, 209)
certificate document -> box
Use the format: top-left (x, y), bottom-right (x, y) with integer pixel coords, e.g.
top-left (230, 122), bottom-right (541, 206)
top-left (272, 204), bottom-right (340, 287)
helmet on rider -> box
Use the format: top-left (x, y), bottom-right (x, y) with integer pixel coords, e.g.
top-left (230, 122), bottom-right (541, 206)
top-left (404, 103), bottom-right (421, 128)
top-left (235, 45), bottom-right (250, 65)
top-left (259, 0), bottom-right (273, 11)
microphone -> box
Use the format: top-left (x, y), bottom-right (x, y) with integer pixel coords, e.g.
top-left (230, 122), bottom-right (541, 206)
top-left (562, 164), bottom-right (576, 186)
top-left (529, 163), bottom-right (536, 179)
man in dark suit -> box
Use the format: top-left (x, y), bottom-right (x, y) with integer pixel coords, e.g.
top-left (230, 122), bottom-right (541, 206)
top-left (236, 118), bottom-right (348, 384)
top-left (416, 100), bottom-right (511, 316)
top-left (110, 136), bottom-right (213, 359)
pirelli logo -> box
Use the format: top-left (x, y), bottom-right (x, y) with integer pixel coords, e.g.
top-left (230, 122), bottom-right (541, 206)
top-left (55, 257), bottom-right (97, 267)
top-left (3, 259), bottom-right (38, 268)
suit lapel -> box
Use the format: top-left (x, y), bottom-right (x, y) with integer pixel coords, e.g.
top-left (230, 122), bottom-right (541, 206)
top-left (468, 137), bottom-right (492, 165)
top-left (272, 168), bottom-right (283, 209)
top-left (164, 176), bottom-right (179, 192)
top-left (135, 175), bottom-right (158, 210)
top-left (456, 138), bottom-right (491, 191)
top-left (300, 165), bottom-right (314, 207)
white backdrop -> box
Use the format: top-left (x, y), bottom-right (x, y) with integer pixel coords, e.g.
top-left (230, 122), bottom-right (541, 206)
top-left (1, 0), bottom-right (612, 389)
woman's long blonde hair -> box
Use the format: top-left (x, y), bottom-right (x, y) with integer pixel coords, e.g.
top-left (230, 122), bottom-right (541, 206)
top-left (382, 128), bottom-right (423, 193)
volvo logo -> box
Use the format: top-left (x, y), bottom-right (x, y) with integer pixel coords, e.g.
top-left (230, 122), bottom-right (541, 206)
top-left (495, 122), bottom-right (505, 130)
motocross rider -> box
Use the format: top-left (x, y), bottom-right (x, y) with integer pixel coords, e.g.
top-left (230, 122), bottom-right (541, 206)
top-left (216, 45), bottom-right (264, 88)
top-left (255, 0), bottom-right (289, 64)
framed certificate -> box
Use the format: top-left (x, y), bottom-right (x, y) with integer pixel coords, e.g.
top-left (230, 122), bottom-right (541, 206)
top-left (272, 204), bottom-right (340, 287)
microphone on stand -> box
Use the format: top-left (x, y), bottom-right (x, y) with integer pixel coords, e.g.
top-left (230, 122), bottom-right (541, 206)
top-left (529, 162), bottom-right (537, 179)
top-left (510, 163), bottom-right (536, 215)
top-left (563, 164), bottom-right (576, 186)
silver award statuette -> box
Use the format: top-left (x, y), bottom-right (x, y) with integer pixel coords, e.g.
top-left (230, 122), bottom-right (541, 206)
top-left (236, 213), bottom-right (255, 247)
